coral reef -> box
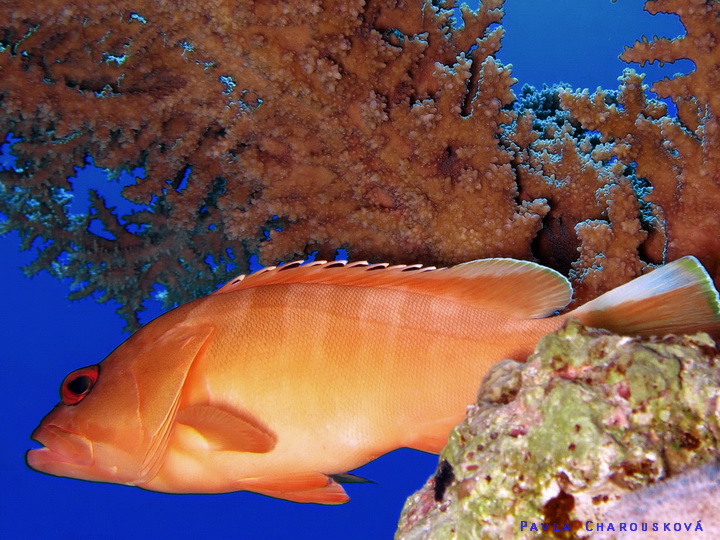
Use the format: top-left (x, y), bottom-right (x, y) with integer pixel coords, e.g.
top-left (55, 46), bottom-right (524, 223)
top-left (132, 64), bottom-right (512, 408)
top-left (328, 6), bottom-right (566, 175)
top-left (559, 0), bottom-right (720, 287)
top-left (1, 0), bottom-right (719, 328)
top-left (395, 321), bottom-right (720, 539)
top-left (1, 0), bottom-right (549, 327)
top-left (506, 86), bottom-right (650, 306)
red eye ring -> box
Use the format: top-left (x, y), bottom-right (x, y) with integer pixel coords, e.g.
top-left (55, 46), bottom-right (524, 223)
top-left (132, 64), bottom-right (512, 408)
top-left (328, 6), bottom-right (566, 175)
top-left (60, 365), bottom-right (100, 406)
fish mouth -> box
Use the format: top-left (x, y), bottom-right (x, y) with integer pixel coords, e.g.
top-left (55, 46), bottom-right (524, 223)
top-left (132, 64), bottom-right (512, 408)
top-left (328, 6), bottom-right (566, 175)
top-left (27, 424), bottom-right (94, 474)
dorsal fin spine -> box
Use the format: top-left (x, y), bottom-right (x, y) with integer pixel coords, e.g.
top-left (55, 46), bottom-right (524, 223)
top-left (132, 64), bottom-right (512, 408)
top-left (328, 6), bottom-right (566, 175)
top-left (212, 258), bottom-right (572, 319)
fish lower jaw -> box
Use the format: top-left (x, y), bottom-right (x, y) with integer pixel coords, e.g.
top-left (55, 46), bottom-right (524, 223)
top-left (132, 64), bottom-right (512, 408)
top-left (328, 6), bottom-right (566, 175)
top-left (26, 445), bottom-right (76, 472)
top-left (27, 424), bottom-right (95, 474)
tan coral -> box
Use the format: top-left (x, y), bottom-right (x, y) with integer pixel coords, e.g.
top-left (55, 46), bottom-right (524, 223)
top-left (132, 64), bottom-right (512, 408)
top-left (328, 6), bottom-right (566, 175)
top-left (2, 0), bottom-right (719, 327)
top-left (507, 96), bottom-right (648, 305)
top-left (559, 0), bottom-right (720, 288)
top-left (0, 0), bottom-right (551, 327)
top-left (572, 180), bottom-right (648, 304)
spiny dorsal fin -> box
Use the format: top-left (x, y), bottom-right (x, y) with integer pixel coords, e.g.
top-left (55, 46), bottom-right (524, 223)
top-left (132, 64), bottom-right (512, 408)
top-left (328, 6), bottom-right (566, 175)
top-left (213, 258), bottom-right (572, 318)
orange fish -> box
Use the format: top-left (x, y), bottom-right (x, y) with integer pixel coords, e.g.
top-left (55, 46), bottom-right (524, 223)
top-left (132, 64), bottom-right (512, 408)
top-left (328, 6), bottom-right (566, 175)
top-left (27, 257), bottom-right (720, 503)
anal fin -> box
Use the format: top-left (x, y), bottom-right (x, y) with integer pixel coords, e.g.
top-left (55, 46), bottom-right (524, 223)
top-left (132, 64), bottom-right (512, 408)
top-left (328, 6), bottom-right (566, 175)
top-left (240, 472), bottom-right (350, 504)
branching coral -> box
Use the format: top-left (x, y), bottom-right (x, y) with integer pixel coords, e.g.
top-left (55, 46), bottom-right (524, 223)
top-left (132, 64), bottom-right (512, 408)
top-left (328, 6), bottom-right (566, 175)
top-left (559, 0), bottom-right (720, 287)
top-left (506, 86), bottom-right (649, 304)
top-left (0, 0), bottom-right (551, 327)
top-left (1, 0), bottom-right (719, 327)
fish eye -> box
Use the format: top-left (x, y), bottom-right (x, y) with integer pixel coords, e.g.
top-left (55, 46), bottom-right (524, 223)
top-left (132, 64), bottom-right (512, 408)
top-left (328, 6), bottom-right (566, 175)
top-left (60, 365), bottom-right (100, 406)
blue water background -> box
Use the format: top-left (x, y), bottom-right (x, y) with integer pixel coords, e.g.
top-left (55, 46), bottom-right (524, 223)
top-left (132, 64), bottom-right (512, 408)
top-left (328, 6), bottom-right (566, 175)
top-left (0, 1), bottom-right (688, 538)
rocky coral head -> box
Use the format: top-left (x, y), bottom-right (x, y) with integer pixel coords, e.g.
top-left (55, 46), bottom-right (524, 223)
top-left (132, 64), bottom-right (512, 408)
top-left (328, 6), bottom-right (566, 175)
top-left (396, 321), bottom-right (720, 539)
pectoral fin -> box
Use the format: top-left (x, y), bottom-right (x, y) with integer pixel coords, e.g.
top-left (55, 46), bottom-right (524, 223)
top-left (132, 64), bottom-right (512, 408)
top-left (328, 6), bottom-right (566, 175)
top-left (176, 405), bottom-right (276, 453)
top-left (240, 472), bottom-right (350, 504)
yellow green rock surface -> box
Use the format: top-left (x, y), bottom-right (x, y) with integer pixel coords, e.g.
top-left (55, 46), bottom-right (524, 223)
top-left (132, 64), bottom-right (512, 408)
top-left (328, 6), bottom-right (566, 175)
top-left (396, 321), bottom-right (720, 539)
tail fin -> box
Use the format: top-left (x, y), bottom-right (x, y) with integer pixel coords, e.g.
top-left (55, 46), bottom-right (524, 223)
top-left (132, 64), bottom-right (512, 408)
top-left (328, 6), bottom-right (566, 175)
top-left (569, 256), bottom-right (720, 338)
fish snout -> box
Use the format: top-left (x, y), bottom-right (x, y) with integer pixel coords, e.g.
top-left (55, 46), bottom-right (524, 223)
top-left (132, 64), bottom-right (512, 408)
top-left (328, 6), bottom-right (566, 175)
top-left (27, 424), bottom-right (94, 473)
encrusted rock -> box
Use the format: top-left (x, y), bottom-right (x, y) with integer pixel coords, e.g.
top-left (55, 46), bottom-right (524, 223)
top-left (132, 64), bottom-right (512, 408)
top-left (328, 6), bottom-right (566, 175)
top-left (396, 321), bottom-right (720, 539)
